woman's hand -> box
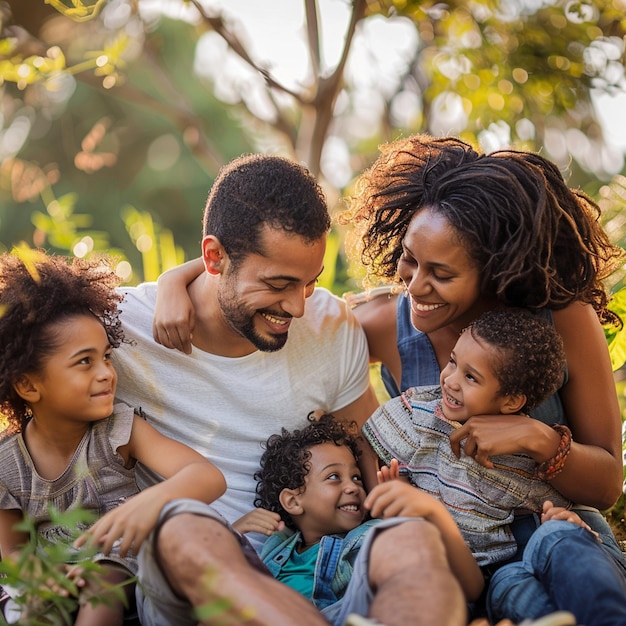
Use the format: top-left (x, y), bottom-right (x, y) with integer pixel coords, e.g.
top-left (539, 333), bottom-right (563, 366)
top-left (449, 414), bottom-right (559, 468)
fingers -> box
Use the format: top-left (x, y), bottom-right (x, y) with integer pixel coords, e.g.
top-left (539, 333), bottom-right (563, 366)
top-left (365, 489), bottom-right (395, 518)
top-left (76, 521), bottom-right (143, 558)
top-left (233, 509), bottom-right (284, 535)
top-left (377, 465), bottom-right (394, 484)
top-left (153, 324), bottom-right (193, 354)
top-left (65, 565), bottom-right (87, 589)
top-left (472, 449), bottom-right (495, 469)
top-left (171, 327), bottom-right (193, 354)
top-left (448, 427), bottom-right (465, 458)
top-left (378, 459), bottom-right (410, 484)
top-left (365, 482), bottom-right (412, 518)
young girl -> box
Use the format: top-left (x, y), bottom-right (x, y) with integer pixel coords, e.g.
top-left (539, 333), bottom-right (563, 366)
top-left (0, 251), bottom-right (226, 626)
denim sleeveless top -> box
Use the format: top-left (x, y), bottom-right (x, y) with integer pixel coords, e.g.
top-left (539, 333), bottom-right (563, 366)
top-left (381, 295), bottom-right (567, 426)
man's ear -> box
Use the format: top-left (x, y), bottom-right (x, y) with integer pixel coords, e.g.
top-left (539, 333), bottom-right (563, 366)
top-left (201, 236), bottom-right (227, 276)
top-left (279, 488), bottom-right (304, 516)
top-left (499, 393), bottom-right (527, 415)
top-left (13, 374), bottom-right (40, 404)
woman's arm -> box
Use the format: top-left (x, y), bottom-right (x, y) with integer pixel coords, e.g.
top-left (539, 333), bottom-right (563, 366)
top-left (76, 415), bottom-right (226, 557)
top-left (153, 258), bottom-right (205, 353)
top-left (549, 302), bottom-right (623, 508)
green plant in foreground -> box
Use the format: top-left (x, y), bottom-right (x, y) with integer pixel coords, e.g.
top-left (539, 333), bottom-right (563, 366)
top-left (193, 566), bottom-right (258, 625)
top-left (0, 507), bottom-right (132, 626)
top-left (606, 286), bottom-right (626, 374)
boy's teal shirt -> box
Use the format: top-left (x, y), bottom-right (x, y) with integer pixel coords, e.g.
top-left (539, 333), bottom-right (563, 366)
top-left (260, 519), bottom-right (383, 610)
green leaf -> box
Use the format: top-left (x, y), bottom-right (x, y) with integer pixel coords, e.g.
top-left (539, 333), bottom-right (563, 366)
top-left (605, 286), bottom-right (626, 371)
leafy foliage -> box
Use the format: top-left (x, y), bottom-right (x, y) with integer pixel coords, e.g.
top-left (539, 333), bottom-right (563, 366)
top-left (606, 287), bottom-right (626, 371)
top-left (0, 507), bottom-right (131, 626)
top-left (1, 0), bottom-right (625, 283)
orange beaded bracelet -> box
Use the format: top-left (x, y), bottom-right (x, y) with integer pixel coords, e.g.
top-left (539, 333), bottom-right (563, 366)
top-left (534, 424), bottom-right (572, 481)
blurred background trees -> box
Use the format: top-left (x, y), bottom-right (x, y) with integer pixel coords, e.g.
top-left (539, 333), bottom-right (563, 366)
top-left (2, 0), bottom-right (626, 519)
top-left (2, 0), bottom-right (625, 286)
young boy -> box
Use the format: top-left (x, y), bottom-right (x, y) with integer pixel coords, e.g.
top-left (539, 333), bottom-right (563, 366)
top-left (363, 308), bottom-right (573, 567)
top-left (235, 414), bottom-right (484, 626)
top-left (363, 309), bottom-right (626, 626)
top-left (237, 412), bottom-right (579, 626)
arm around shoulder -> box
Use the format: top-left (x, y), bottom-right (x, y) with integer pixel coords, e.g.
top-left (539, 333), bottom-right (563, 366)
top-left (153, 258), bottom-right (205, 353)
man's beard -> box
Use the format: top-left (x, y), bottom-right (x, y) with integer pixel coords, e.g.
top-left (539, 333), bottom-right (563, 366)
top-left (218, 289), bottom-right (289, 353)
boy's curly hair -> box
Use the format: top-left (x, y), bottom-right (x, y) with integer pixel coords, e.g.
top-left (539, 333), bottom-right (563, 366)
top-left (467, 309), bottom-right (566, 412)
top-left (0, 251), bottom-right (125, 433)
top-left (254, 414), bottom-right (362, 531)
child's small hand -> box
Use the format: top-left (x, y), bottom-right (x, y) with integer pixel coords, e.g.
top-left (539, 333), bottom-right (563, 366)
top-left (233, 508), bottom-right (285, 536)
top-left (377, 459), bottom-right (409, 484)
top-left (541, 500), bottom-right (601, 541)
top-left (64, 564), bottom-right (87, 589)
top-left (365, 480), bottom-right (438, 519)
top-left (74, 489), bottom-right (164, 557)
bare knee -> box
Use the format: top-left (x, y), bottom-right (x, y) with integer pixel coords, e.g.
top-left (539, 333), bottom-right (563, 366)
top-left (369, 520), bottom-right (449, 584)
top-left (157, 514), bottom-right (243, 594)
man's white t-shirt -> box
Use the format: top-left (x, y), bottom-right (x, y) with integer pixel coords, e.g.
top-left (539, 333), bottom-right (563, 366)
top-left (113, 284), bottom-right (371, 549)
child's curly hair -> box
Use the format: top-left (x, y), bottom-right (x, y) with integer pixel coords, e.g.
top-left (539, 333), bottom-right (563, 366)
top-left (254, 414), bottom-right (362, 530)
top-left (467, 309), bottom-right (566, 412)
top-left (0, 251), bottom-right (125, 433)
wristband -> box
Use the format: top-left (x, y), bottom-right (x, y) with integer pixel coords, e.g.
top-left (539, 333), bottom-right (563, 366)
top-left (534, 424), bottom-right (572, 481)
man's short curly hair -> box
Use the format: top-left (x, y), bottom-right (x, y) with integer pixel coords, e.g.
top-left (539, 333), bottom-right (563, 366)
top-left (202, 154), bottom-right (331, 266)
top-left (467, 309), bottom-right (566, 412)
top-left (254, 414), bottom-right (362, 530)
top-left (0, 251), bottom-right (125, 433)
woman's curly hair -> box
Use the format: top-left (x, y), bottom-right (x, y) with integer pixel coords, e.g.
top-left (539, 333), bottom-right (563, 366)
top-left (254, 414), bottom-right (362, 531)
top-left (467, 309), bottom-right (566, 412)
top-left (0, 251), bottom-right (125, 434)
top-left (340, 134), bottom-right (624, 326)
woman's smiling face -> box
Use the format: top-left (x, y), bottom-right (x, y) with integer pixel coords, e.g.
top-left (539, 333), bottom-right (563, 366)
top-left (398, 208), bottom-right (486, 336)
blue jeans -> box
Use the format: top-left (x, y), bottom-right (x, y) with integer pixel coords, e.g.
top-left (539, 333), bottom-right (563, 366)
top-left (487, 520), bottom-right (626, 626)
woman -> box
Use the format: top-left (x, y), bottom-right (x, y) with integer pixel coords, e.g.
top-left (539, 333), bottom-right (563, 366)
top-left (339, 134), bottom-right (626, 621)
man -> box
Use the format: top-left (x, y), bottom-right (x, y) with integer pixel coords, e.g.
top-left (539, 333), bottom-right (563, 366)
top-left (113, 154), bottom-right (468, 626)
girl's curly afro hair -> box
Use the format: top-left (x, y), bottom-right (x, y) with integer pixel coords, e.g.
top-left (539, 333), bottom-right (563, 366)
top-left (254, 413), bottom-right (362, 530)
top-left (0, 251), bottom-right (125, 434)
